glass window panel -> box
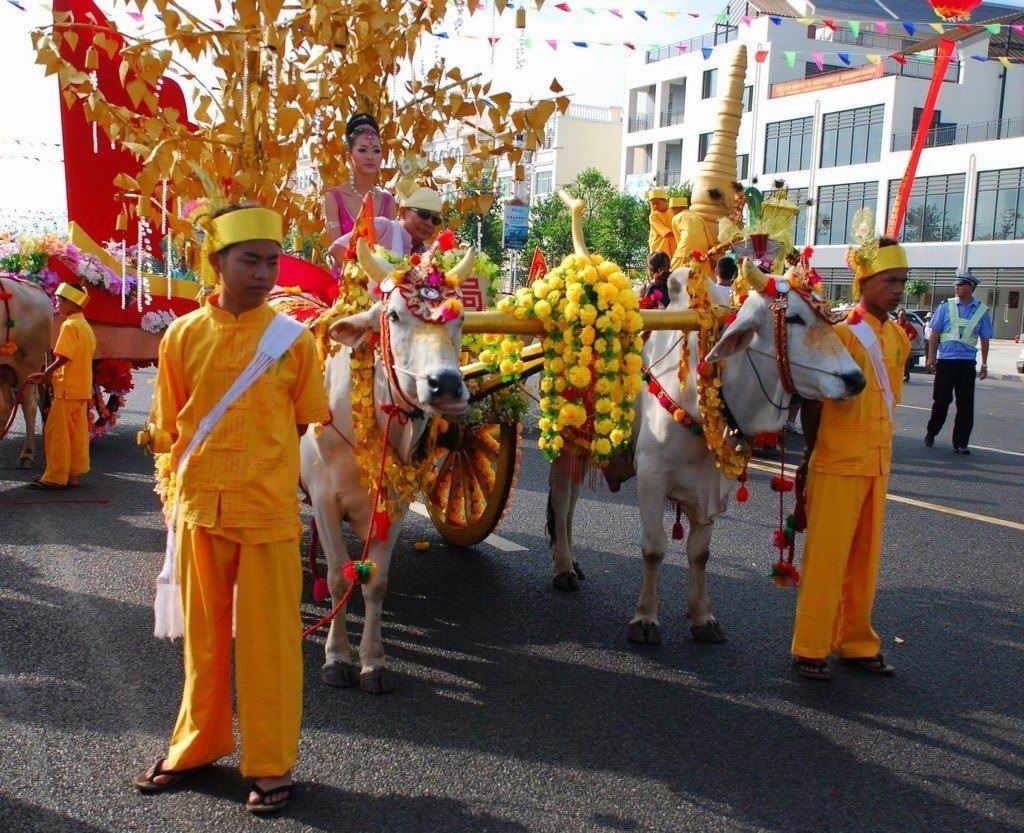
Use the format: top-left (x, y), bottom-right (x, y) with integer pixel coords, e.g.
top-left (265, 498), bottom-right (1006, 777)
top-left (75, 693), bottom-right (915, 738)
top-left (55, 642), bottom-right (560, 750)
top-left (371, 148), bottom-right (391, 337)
top-left (943, 192), bottom-right (963, 241)
top-left (973, 188), bottom-right (996, 240)
top-left (836, 127), bottom-right (853, 167)
top-left (1015, 188), bottom-right (1024, 239)
top-left (994, 189), bottom-right (1016, 240)
top-left (851, 122), bottom-right (868, 165)
top-left (866, 122), bottom-right (882, 162)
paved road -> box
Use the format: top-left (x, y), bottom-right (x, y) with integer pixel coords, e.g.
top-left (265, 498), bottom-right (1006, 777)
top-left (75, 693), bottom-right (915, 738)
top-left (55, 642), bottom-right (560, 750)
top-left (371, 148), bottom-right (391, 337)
top-left (1, 370), bottom-right (1022, 833)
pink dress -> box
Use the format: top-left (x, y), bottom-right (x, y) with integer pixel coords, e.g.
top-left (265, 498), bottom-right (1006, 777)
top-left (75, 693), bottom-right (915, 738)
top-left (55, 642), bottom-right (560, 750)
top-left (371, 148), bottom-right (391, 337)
top-left (327, 187), bottom-right (395, 235)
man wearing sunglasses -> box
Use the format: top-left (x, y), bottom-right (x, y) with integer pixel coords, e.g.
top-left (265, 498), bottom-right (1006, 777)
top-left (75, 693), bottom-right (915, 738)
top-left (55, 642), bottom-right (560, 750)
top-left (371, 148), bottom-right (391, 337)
top-left (332, 187), bottom-right (443, 263)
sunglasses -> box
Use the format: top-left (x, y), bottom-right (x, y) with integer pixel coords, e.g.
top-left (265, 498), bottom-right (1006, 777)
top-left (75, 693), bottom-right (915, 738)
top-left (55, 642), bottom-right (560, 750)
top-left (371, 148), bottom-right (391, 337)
top-left (413, 208), bottom-right (443, 225)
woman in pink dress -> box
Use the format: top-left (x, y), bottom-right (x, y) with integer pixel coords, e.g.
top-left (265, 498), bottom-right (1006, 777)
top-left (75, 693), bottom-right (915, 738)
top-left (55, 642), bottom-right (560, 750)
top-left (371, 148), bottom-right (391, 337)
top-left (323, 113), bottom-right (395, 251)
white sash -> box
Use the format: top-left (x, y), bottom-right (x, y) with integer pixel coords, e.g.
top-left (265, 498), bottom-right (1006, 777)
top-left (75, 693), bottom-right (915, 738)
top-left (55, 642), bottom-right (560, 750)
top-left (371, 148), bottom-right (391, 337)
top-left (849, 320), bottom-right (894, 419)
top-left (153, 312), bottom-right (305, 639)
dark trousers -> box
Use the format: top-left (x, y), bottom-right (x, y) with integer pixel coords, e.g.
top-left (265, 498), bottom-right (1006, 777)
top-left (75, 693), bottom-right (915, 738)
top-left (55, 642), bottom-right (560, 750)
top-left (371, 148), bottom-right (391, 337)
top-left (926, 359), bottom-right (976, 448)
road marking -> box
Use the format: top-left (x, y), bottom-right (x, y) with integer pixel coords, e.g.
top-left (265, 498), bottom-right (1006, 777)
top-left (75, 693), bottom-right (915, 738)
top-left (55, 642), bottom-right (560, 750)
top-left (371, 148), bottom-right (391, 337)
top-left (746, 461), bottom-right (1024, 532)
top-left (968, 444), bottom-right (1024, 458)
top-left (408, 502), bottom-right (528, 552)
top-left (897, 404), bottom-right (930, 411)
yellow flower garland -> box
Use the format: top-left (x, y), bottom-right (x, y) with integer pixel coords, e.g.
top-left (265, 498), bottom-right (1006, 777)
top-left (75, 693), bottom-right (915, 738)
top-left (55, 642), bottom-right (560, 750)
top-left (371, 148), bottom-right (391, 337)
top-left (497, 253), bottom-right (643, 465)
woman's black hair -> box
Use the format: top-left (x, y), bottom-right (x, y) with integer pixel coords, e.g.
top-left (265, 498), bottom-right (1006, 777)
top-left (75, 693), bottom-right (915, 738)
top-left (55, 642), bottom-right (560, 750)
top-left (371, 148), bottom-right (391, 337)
top-left (345, 113), bottom-right (380, 147)
top-left (649, 250), bottom-right (670, 274)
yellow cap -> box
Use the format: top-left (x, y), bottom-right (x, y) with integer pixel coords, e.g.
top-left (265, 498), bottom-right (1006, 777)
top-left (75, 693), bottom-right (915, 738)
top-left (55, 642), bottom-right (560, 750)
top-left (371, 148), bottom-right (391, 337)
top-left (669, 196), bottom-right (689, 209)
top-left (401, 187), bottom-right (444, 213)
top-left (55, 282), bottom-right (89, 308)
top-left (647, 187), bottom-right (669, 202)
top-left (199, 205), bottom-right (283, 290)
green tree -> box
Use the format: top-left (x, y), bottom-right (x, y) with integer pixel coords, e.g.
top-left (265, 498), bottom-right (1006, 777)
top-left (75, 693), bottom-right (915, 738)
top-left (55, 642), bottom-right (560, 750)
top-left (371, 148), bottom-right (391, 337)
top-left (519, 168), bottom-right (649, 273)
top-left (451, 202), bottom-right (507, 270)
top-left (905, 278), bottom-right (930, 302)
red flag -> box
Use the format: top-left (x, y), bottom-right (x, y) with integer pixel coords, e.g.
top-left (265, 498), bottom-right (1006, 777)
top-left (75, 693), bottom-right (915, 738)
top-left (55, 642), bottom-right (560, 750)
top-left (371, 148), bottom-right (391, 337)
top-left (755, 48), bottom-right (769, 63)
top-left (554, 2), bottom-right (570, 10)
top-left (891, 53), bottom-right (907, 66)
top-left (529, 248), bottom-right (548, 281)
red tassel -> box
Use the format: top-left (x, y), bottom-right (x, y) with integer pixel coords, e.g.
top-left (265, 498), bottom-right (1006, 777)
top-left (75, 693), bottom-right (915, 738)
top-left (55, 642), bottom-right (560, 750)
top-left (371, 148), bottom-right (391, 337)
top-left (672, 520), bottom-right (685, 540)
top-left (770, 474), bottom-right (795, 492)
top-left (372, 508), bottom-right (391, 542)
top-left (772, 528), bottom-right (788, 549)
top-left (312, 576), bottom-right (330, 603)
top-left (736, 485), bottom-right (750, 503)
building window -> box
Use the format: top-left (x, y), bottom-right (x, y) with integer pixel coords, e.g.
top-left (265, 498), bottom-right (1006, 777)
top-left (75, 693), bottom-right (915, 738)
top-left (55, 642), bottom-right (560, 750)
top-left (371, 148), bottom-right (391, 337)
top-left (742, 85), bottom-right (753, 113)
top-left (737, 154), bottom-right (749, 181)
top-left (763, 116), bottom-right (813, 174)
top-left (973, 167), bottom-right (1024, 241)
top-left (534, 170), bottom-right (553, 197)
top-left (820, 104), bottom-right (884, 168)
top-left (543, 121), bottom-right (556, 149)
top-left (498, 176), bottom-right (512, 199)
top-left (784, 187), bottom-right (809, 247)
top-left (698, 132), bottom-right (713, 162)
top-left (702, 69), bottom-right (717, 99)
top-left (887, 173), bottom-right (965, 243)
top-left (815, 181), bottom-right (878, 245)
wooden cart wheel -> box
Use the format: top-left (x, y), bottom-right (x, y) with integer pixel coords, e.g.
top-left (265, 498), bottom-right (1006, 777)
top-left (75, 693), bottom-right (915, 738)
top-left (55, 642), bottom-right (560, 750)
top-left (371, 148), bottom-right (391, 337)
top-left (427, 421), bottom-right (521, 547)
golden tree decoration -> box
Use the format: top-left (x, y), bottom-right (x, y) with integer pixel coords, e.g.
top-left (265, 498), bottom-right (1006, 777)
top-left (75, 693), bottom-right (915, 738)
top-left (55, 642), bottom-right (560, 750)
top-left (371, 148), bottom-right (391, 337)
top-left (32, 0), bottom-right (566, 263)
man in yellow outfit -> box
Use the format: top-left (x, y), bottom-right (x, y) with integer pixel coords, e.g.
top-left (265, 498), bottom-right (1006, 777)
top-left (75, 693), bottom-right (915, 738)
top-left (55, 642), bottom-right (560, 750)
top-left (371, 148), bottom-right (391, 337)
top-left (647, 187), bottom-right (675, 257)
top-left (133, 203), bottom-right (329, 814)
top-left (29, 282), bottom-right (96, 490)
top-left (792, 236), bottom-right (910, 681)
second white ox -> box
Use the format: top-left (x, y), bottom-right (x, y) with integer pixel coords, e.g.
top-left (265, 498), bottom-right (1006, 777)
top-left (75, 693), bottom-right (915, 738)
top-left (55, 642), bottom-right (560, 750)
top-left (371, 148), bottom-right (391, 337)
top-left (300, 241), bottom-right (473, 694)
top-left (548, 261), bottom-right (866, 645)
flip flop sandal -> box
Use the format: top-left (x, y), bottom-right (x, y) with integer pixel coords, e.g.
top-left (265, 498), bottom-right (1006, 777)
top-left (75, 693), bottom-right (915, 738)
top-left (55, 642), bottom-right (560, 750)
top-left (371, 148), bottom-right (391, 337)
top-left (132, 757), bottom-right (203, 793)
top-left (793, 658), bottom-right (832, 681)
top-left (245, 782), bottom-right (295, 815)
top-left (27, 480), bottom-right (68, 491)
top-left (841, 654), bottom-right (896, 676)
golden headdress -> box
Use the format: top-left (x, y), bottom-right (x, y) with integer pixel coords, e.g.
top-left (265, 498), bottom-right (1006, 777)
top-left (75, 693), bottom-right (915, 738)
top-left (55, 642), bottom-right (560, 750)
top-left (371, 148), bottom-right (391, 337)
top-left (845, 208), bottom-right (907, 299)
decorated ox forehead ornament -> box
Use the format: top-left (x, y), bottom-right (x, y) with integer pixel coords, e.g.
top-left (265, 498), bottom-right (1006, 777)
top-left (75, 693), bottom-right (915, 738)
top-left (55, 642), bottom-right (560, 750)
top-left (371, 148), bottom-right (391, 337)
top-left (356, 233), bottom-right (475, 324)
top-left (739, 249), bottom-right (845, 326)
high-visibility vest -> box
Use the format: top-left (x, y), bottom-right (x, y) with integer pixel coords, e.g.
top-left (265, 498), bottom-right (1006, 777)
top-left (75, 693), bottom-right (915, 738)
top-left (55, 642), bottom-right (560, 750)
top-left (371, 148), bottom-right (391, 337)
top-left (939, 298), bottom-right (988, 349)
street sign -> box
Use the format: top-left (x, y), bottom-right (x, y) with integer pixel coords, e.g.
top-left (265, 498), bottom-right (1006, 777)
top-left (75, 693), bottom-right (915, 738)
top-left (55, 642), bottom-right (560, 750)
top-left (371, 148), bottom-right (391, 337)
top-left (502, 201), bottom-right (529, 250)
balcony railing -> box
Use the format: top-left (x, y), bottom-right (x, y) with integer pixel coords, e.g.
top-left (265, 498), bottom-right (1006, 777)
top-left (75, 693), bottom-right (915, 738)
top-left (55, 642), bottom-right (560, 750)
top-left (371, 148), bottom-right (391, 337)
top-left (891, 115), bottom-right (1024, 151)
top-left (628, 113), bottom-right (653, 133)
top-left (661, 107), bottom-right (685, 128)
top-left (658, 168), bottom-right (682, 186)
top-left (646, 25), bottom-right (737, 64)
top-left (813, 26), bottom-right (918, 53)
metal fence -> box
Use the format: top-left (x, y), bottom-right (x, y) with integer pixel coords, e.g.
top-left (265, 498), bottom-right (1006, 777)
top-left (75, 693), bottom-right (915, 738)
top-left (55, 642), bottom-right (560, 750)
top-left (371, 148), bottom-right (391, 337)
top-left (660, 108), bottom-right (686, 128)
top-left (628, 113), bottom-right (653, 133)
top-left (891, 115), bottom-right (1024, 151)
top-left (645, 25), bottom-right (737, 64)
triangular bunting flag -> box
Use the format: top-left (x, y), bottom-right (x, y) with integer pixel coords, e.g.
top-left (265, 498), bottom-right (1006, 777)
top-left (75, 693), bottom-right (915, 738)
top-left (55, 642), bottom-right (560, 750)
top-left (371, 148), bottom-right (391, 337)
top-left (610, 8), bottom-right (622, 17)
top-left (529, 248), bottom-right (548, 280)
top-left (488, 36), bottom-right (500, 46)
top-left (822, 19), bottom-right (836, 30)
top-left (437, 31), bottom-right (450, 38)
top-left (1013, 24), bottom-right (1024, 36)
top-left (797, 17), bottom-right (813, 25)
top-left (920, 52), bottom-right (934, 62)
top-left (984, 23), bottom-right (1001, 36)
top-left (875, 21), bottom-right (887, 34)
top-left (665, 12), bottom-right (678, 19)
top-left (677, 44), bottom-right (689, 53)
top-left (688, 11), bottom-right (699, 18)
top-left (813, 52), bottom-right (824, 71)
top-left (902, 22), bottom-right (916, 37)
top-left (624, 42), bottom-right (635, 50)
top-left (838, 52), bottom-right (851, 66)
top-left (929, 22), bottom-right (944, 34)
top-left (572, 41), bottom-right (588, 47)
top-left (971, 54), bottom-right (988, 62)
top-left (702, 46), bottom-right (713, 59)
top-left (784, 51), bottom-right (796, 68)
top-left (997, 56), bottom-right (1013, 69)
top-left (546, 39), bottom-right (558, 49)
top-left (523, 37), bottom-right (533, 48)
top-left (742, 15), bottom-right (752, 26)
top-left (554, 2), bottom-right (569, 10)
top-left (716, 12), bottom-right (727, 24)
top-left (583, 6), bottom-right (595, 14)
top-left (892, 53), bottom-right (907, 66)
top-left (849, 20), bottom-right (860, 38)
top-left (866, 54), bottom-right (882, 65)
top-left (755, 48), bottom-right (769, 63)
top-left (769, 16), bottom-right (782, 26)
top-left (635, 10), bottom-right (647, 20)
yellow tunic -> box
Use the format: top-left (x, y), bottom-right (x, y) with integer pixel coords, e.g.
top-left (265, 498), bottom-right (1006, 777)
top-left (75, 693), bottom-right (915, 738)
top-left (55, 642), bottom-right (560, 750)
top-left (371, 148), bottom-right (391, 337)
top-left (648, 209), bottom-right (676, 257)
top-left (792, 313), bottom-right (910, 661)
top-left (40, 312), bottom-right (96, 485)
top-left (150, 299), bottom-right (330, 541)
top-left (152, 298), bottom-right (329, 778)
top-left (670, 210), bottom-right (716, 270)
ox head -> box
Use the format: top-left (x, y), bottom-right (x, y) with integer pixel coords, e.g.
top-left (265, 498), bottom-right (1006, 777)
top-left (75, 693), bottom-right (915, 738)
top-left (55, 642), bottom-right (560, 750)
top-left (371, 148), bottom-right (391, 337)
top-left (327, 239), bottom-right (472, 416)
top-left (701, 259), bottom-right (866, 437)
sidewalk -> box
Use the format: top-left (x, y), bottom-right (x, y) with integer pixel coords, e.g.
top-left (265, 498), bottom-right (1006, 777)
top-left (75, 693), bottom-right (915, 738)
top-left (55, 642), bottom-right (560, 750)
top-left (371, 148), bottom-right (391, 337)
top-left (910, 339), bottom-right (1021, 382)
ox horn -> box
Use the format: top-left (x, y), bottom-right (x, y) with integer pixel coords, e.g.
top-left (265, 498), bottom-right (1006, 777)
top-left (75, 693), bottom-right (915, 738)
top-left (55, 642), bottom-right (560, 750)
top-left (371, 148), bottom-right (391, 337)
top-left (356, 238), bottom-right (393, 283)
top-left (557, 188), bottom-right (590, 258)
top-left (739, 256), bottom-right (768, 292)
top-left (448, 246), bottom-right (476, 283)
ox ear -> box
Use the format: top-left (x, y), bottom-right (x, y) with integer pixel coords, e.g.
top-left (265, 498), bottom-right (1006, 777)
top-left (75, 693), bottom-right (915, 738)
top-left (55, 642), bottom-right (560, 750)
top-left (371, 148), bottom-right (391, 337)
top-left (666, 267), bottom-right (690, 306)
top-left (328, 304), bottom-right (380, 348)
top-left (705, 302), bottom-right (759, 362)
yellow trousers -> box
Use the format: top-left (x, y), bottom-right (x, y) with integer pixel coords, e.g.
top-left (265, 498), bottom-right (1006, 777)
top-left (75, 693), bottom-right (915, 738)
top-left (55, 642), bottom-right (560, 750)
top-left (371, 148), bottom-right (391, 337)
top-left (164, 524), bottom-right (303, 778)
top-left (41, 398), bottom-right (90, 485)
top-left (792, 470), bottom-right (888, 661)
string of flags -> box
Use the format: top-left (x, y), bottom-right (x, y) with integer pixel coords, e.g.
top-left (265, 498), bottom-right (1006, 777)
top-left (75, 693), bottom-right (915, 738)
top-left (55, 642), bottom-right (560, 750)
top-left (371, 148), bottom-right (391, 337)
top-left (432, 30), bottom-right (1023, 68)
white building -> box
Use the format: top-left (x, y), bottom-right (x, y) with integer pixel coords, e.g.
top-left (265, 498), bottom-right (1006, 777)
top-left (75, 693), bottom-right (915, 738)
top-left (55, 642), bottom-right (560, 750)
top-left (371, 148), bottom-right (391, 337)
top-left (621, 0), bottom-right (1024, 338)
top-left (426, 103), bottom-right (623, 208)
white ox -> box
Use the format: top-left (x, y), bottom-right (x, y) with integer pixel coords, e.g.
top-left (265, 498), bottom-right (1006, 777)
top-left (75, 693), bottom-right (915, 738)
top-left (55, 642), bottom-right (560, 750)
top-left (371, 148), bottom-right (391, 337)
top-left (0, 277), bottom-right (52, 467)
top-left (300, 242), bottom-right (473, 694)
top-left (548, 261), bottom-right (866, 645)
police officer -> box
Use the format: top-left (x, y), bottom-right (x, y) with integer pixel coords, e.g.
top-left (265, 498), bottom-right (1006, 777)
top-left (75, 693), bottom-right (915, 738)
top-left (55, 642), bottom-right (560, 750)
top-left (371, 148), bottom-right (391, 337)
top-left (924, 273), bottom-right (995, 454)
